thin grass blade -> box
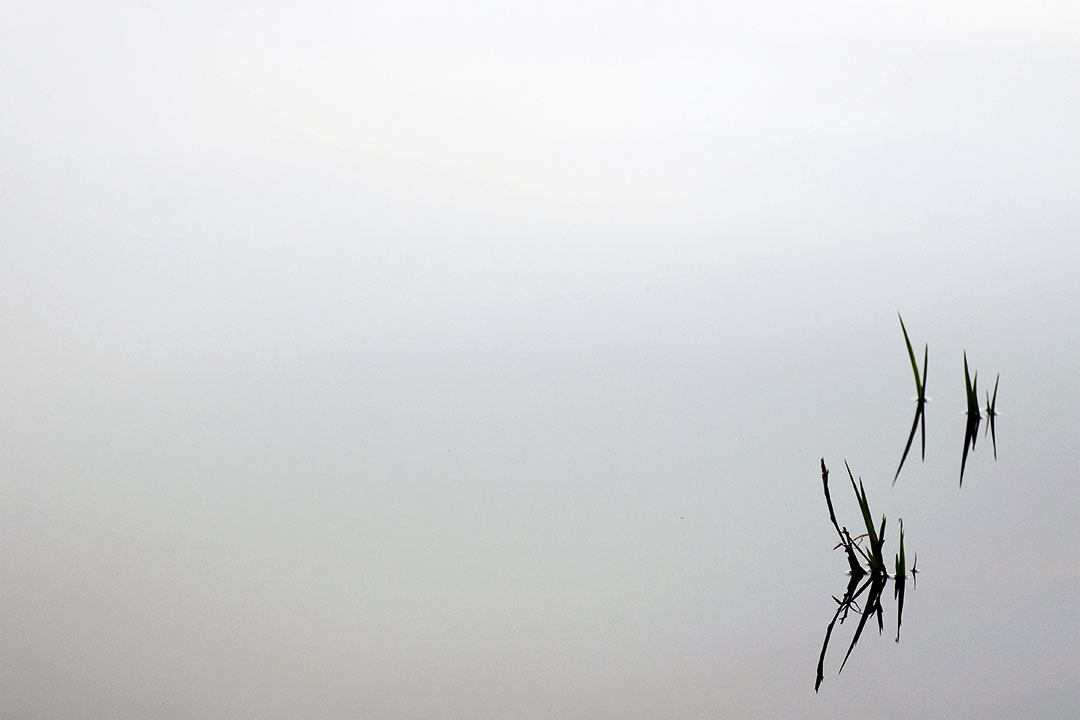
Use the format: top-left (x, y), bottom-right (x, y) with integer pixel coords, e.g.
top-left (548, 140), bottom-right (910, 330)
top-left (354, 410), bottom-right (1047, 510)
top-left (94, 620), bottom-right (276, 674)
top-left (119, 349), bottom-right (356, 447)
top-left (894, 404), bottom-right (922, 484)
top-left (984, 373), bottom-right (999, 459)
top-left (898, 312), bottom-right (923, 395)
top-left (874, 515), bottom-right (887, 571)
top-left (964, 352), bottom-right (981, 417)
top-left (846, 462), bottom-right (876, 548)
top-left (920, 345), bottom-right (928, 457)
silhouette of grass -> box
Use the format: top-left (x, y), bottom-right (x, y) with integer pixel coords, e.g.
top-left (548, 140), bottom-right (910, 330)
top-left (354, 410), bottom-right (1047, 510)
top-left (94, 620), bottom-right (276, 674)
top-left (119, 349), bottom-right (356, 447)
top-left (820, 459), bottom-right (864, 576)
top-left (894, 313), bottom-right (927, 484)
top-left (846, 461), bottom-right (887, 574)
top-left (816, 460), bottom-right (914, 690)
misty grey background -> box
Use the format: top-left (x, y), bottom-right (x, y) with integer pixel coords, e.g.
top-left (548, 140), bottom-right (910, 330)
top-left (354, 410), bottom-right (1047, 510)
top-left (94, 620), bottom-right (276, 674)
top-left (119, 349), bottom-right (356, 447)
top-left (2, 2), bottom-right (1078, 718)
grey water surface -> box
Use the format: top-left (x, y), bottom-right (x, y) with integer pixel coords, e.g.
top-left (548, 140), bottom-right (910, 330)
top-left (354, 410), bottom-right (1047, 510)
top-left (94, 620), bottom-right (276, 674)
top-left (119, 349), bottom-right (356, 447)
top-left (3, 3), bottom-right (1078, 718)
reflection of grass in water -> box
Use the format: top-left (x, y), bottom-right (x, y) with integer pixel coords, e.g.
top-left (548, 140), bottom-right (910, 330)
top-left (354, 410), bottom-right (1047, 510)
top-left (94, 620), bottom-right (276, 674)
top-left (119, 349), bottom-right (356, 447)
top-left (837, 573), bottom-right (885, 674)
top-left (961, 352), bottom-right (982, 487)
top-left (815, 570), bottom-right (911, 691)
top-left (894, 313), bottom-right (927, 484)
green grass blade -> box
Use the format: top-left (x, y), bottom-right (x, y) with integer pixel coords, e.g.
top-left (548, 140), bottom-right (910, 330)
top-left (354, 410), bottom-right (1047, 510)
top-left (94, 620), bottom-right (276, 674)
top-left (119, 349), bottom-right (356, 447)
top-left (874, 515), bottom-right (887, 571)
top-left (898, 312), bottom-right (923, 395)
top-left (846, 462), bottom-right (875, 544)
top-left (963, 352), bottom-right (981, 417)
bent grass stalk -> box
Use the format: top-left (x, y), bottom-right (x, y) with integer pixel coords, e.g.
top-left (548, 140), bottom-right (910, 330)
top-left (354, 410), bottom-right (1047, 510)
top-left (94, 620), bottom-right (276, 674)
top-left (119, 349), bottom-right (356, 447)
top-left (820, 459), bottom-right (864, 575)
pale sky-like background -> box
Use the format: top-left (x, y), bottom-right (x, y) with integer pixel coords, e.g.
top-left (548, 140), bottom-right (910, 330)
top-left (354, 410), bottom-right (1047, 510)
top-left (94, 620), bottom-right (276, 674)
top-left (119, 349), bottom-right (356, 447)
top-left (2, 2), bottom-right (1079, 718)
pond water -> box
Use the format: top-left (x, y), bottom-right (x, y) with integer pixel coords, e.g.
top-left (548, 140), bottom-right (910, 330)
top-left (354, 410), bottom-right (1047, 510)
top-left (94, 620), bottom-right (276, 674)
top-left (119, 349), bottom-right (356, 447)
top-left (3, 3), bottom-right (1078, 718)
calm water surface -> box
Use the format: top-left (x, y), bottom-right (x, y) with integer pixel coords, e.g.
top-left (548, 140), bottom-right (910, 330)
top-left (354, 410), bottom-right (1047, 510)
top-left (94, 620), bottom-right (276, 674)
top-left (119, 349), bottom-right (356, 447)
top-left (3, 3), bottom-right (1079, 718)
top-left (5, 244), bottom-right (1076, 718)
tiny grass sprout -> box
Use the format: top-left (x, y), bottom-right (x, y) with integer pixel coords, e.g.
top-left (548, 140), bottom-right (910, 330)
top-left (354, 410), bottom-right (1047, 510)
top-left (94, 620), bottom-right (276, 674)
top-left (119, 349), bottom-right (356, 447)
top-left (894, 313), bottom-right (928, 484)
